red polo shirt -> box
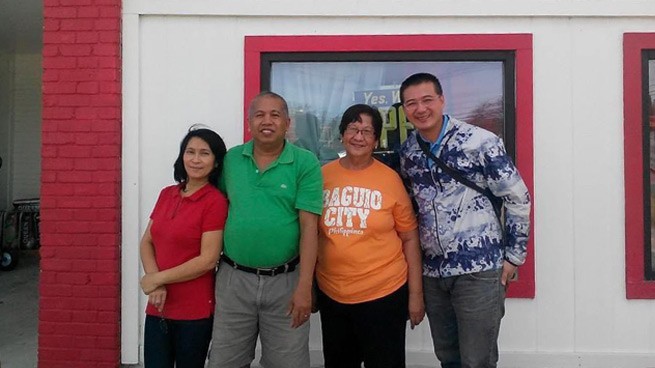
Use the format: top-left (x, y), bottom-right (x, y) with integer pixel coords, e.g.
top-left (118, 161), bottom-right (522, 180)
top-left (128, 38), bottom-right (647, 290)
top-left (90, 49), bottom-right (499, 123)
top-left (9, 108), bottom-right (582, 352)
top-left (146, 183), bottom-right (227, 320)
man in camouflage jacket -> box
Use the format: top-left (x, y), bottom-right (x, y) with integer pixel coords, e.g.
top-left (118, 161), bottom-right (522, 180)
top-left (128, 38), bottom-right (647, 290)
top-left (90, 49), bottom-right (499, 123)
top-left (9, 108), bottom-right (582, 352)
top-left (398, 73), bottom-right (531, 368)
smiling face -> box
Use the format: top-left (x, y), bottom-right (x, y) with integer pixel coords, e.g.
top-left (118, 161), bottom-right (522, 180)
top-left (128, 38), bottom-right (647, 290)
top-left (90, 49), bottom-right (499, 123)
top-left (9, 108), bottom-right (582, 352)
top-left (183, 137), bottom-right (216, 183)
top-left (247, 95), bottom-right (290, 147)
top-left (402, 81), bottom-right (445, 139)
top-left (342, 113), bottom-right (377, 160)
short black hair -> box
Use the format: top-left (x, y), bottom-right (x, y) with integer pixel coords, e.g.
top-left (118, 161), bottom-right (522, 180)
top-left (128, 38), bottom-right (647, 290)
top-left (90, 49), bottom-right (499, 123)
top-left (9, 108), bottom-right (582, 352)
top-left (399, 73), bottom-right (443, 104)
top-left (338, 104), bottom-right (383, 140)
top-left (173, 125), bottom-right (227, 188)
top-left (248, 91), bottom-right (289, 119)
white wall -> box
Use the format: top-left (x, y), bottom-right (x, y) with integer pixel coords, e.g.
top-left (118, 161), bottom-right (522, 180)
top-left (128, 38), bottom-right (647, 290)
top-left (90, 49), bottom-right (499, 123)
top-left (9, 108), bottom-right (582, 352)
top-left (0, 52), bottom-right (41, 211)
top-left (0, 53), bottom-right (13, 211)
top-left (122, 2), bottom-right (655, 366)
top-left (10, 54), bottom-right (41, 202)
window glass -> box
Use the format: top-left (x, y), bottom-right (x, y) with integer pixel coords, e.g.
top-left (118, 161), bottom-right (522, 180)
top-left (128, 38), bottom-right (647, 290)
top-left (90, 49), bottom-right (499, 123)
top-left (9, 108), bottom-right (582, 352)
top-left (270, 61), bottom-right (505, 165)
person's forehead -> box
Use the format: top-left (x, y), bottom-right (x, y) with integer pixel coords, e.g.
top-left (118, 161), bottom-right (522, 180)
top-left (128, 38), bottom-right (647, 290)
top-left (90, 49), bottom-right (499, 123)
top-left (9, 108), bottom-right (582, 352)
top-left (404, 82), bottom-right (438, 98)
top-left (252, 96), bottom-right (284, 111)
top-left (347, 115), bottom-right (373, 127)
top-left (187, 136), bottom-right (208, 145)
top-left (185, 137), bottom-right (210, 150)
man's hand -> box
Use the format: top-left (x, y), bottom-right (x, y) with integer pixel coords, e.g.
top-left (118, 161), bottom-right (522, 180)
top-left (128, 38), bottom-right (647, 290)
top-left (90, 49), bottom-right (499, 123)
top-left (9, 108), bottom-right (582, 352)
top-left (408, 291), bottom-right (425, 329)
top-left (148, 286), bottom-right (167, 313)
top-left (501, 260), bottom-right (517, 288)
top-left (288, 285), bottom-right (312, 329)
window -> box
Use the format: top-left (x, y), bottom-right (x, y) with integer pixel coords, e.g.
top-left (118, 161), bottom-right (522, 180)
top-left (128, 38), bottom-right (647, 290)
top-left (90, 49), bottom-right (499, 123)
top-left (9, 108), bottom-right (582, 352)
top-left (261, 54), bottom-right (514, 167)
top-left (647, 53), bottom-right (655, 281)
top-left (244, 34), bottom-right (535, 297)
top-left (624, 33), bottom-right (655, 298)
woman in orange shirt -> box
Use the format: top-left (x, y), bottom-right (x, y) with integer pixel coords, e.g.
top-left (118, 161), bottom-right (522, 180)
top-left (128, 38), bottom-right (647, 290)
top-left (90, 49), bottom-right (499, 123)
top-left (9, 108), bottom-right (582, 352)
top-left (316, 104), bottom-right (424, 368)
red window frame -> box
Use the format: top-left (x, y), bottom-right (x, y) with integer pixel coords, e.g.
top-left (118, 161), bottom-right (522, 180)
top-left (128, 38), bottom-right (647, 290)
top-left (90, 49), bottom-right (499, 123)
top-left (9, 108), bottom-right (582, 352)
top-left (244, 34), bottom-right (535, 298)
top-left (624, 33), bottom-right (655, 299)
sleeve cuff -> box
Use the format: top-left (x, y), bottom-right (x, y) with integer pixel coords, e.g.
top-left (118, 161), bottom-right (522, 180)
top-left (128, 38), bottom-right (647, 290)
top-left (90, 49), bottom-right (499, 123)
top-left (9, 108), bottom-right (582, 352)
top-left (504, 257), bottom-right (521, 267)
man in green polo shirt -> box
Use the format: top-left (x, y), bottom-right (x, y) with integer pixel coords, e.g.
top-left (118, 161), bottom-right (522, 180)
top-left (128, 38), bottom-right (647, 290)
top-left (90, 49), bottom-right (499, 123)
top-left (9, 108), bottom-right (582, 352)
top-left (208, 92), bottom-right (323, 368)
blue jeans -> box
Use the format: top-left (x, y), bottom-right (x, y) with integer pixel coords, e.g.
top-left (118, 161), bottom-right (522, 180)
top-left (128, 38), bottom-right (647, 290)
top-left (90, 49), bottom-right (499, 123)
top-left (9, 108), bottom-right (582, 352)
top-left (423, 269), bottom-right (505, 368)
top-left (144, 314), bottom-right (213, 368)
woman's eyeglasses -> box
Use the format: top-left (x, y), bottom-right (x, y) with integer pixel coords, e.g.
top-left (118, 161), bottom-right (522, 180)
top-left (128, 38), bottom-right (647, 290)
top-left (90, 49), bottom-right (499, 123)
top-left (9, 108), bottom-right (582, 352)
top-left (344, 127), bottom-right (375, 139)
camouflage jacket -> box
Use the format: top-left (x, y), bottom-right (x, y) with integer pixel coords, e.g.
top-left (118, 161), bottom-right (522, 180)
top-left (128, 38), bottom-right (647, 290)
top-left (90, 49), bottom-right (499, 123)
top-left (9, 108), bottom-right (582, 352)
top-left (399, 117), bottom-right (531, 278)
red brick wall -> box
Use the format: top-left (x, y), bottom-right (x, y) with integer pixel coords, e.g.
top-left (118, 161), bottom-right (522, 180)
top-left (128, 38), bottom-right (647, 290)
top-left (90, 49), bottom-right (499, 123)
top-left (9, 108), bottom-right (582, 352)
top-left (40, 0), bottom-right (122, 367)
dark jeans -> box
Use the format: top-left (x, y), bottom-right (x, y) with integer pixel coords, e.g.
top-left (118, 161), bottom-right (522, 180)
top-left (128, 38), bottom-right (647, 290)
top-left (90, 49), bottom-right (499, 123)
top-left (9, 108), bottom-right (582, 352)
top-left (423, 269), bottom-right (505, 368)
top-left (318, 284), bottom-right (408, 368)
top-left (144, 314), bottom-right (213, 368)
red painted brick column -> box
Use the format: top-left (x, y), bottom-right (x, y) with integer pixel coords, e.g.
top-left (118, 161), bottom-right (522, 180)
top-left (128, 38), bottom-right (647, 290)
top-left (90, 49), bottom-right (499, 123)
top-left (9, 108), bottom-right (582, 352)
top-left (40, 0), bottom-right (122, 367)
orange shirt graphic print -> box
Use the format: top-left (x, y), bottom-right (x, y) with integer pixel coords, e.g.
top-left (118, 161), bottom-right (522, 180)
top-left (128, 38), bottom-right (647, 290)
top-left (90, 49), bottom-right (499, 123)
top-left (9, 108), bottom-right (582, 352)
top-left (322, 186), bottom-right (382, 236)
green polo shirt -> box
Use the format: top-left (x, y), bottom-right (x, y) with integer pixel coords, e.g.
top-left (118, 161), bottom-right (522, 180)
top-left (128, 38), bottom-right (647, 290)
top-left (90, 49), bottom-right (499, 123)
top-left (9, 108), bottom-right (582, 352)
top-left (221, 140), bottom-right (323, 268)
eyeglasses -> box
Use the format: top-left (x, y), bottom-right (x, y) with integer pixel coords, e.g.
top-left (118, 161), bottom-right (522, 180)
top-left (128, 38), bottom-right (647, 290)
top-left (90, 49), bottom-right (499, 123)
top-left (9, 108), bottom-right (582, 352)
top-left (344, 127), bottom-right (376, 139)
top-left (402, 95), bottom-right (440, 111)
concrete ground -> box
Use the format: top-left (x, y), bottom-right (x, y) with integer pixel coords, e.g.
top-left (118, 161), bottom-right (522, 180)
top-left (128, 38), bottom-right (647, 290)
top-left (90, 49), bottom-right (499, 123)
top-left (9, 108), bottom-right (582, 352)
top-left (0, 250), bottom-right (39, 368)
top-left (0, 252), bottom-right (433, 368)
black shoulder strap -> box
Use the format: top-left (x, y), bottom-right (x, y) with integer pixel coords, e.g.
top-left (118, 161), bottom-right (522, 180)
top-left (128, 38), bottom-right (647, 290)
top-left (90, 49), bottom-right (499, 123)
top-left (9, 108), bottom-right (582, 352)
top-left (416, 135), bottom-right (502, 216)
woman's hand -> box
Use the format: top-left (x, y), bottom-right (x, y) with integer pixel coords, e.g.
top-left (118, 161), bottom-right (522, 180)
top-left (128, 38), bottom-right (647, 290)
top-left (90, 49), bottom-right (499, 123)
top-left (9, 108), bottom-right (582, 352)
top-left (148, 286), bottom-right (167, 313)
top-left (141, 272), bottom-right (162, 295)
top-left (408, 291), bottom-right (425, 329)
top-left (399, 229), bottom-right (425, 329)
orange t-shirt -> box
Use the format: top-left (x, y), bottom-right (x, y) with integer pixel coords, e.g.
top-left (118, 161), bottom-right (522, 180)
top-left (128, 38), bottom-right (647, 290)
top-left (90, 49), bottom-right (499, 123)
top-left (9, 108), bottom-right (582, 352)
top-left (316, 159), bottom-right (418, 304)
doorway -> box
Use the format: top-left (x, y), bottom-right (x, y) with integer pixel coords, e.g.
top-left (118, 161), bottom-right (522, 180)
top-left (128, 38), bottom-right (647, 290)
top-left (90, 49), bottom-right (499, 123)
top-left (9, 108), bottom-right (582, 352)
top-left (0, 0), bottom-right (43, 367)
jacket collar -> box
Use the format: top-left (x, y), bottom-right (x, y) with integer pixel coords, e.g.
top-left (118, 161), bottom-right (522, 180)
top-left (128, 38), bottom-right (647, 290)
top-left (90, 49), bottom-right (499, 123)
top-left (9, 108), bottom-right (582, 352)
top-left (408, 115), bottom-right (457, 152)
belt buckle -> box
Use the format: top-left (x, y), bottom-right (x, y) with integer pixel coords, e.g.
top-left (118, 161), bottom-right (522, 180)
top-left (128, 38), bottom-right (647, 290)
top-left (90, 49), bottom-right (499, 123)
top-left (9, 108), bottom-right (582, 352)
top-left (256, 267), bottom-right (274, 276)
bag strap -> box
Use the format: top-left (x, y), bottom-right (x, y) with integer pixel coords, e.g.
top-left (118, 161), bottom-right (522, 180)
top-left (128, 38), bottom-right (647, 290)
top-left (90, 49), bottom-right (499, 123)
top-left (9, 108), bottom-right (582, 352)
top-left (416, 135), bottom-right (503, 216)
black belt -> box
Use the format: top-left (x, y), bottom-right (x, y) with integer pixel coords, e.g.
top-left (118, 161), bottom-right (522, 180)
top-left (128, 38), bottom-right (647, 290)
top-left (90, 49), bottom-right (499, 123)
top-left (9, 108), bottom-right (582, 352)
top-left (221, 255), bottom-right (299, 276)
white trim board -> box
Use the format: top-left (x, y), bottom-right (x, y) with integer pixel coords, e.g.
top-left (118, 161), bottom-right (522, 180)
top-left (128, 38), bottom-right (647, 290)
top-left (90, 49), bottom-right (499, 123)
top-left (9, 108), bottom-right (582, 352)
top-left (123, 0), bottom-right (655, 18)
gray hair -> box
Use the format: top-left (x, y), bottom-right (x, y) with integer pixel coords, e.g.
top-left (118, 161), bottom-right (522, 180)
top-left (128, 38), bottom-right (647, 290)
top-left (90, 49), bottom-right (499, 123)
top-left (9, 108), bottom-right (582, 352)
top-left (248, 91), bottom-right (289, 119)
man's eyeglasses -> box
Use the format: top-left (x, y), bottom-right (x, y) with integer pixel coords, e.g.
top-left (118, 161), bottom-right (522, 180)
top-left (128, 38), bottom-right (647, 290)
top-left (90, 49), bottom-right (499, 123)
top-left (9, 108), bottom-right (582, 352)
top-left (402, 95), bottom-right (440, 111)
top-left (344, 127), bottom-right (376, 139)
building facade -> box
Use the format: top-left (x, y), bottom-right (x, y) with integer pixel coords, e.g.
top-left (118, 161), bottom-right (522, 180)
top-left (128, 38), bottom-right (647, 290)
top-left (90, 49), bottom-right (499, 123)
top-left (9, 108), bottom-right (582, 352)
top-left (38, 1), bottom-right (655, 367)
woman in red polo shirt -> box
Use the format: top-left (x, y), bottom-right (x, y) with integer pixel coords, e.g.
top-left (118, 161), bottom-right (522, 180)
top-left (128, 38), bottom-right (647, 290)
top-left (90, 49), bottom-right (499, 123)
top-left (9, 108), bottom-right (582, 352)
top-left (139, 127), bottom-right (228, 368)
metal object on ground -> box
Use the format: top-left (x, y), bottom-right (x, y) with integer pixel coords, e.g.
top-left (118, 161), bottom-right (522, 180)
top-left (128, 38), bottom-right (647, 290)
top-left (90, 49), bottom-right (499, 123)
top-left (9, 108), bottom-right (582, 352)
top-left (12, 199), bottom-right (40, 250)
top-left (0, 199), bottom-right (39, 271)
top-left (0, 211), bottom-right (19, 271)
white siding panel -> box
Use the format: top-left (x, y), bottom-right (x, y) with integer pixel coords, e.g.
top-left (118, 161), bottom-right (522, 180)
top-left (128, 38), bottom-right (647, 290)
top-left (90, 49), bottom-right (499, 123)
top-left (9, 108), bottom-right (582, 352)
top-left (531, 18), bottom-right (576, 353)
top-left (569, 20), bottom-right (626, 352)
top-left (499, 299), bottom-right (538, 351)
top-left (123, 0), bottom-right (655, 18)
top-left (121, 12), bottom-right (142, 364)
